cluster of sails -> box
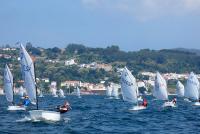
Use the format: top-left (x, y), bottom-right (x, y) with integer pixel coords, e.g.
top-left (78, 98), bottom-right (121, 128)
top-left (119, 67), bottom-right (200, 111)
top-left (3, 44), bottom-right (200, 121)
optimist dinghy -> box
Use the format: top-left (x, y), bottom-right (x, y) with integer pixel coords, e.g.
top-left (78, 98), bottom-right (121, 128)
top-left (20, 44), bottom-right (60, 121)
top-left (154, 72), bottom-right (176, 108)
top-left (120, 67), bottom-right (146, 111)
top-left (185, 72), bottom-right (200, 106)
top-left (4, 64), bottom-right (26, 111)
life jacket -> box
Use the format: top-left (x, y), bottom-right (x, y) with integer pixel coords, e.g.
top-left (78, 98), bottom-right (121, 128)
top-left (143, 99), bottom-right (147, 107)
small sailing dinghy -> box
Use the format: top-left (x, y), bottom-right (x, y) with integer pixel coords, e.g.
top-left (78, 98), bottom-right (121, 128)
top-left (184, 72), bottom-right (200, 106)
top-left (176, 81), bottom-right (184, 97)
top-left (76, 87), bottom-right (81, 98)
top-left (111, 84), bottom-right (119, 99)
top-left (52, 88), bottom-right (58, 97)
top-left (106, 85), bottom-right (113, 99)
top-left (59, 89), bottom-right (65, 98)
top-left (4, 64), bottom-right (26, 111)
top-left (153, 72), bottom-right (175, 108)
top-left (20, 44), bottom-right (60, 121)
top-left (120, 67), bottom-right (146, 111)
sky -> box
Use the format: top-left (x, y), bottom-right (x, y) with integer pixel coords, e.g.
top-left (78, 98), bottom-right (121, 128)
top-left (0, 0), bottom-right (200, 51)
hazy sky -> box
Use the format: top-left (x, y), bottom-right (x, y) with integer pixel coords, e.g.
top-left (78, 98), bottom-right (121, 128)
top-left (0, 0), bottom-right (200, 50)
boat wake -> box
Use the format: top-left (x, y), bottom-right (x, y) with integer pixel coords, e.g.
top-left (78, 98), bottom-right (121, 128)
top-left (16, 116), bottom-right (32, 122)
top-left (63, 117), bottom-right (71, 123)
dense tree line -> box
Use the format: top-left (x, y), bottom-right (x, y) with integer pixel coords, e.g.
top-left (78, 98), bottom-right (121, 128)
top-left (0, 43), bottom-right (200, 88)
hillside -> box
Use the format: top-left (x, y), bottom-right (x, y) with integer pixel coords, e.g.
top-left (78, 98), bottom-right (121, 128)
top-left (1, 43), bottom-right (200, 88)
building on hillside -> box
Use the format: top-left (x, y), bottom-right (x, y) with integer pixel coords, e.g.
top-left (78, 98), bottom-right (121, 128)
top-left (61, 80), bottom-right (80, 87)
top-left (41, 78), bottom-right (50, 83)
top-left (65, 59), bottom-right (77, 66)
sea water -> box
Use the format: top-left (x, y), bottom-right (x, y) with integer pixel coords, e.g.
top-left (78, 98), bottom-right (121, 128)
top-left (0, 95), bottom-right (200, 134)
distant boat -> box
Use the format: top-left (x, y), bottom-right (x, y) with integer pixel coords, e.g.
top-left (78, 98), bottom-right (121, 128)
top-left (111, 84), bottom-right (119, 99)
top-left (38, 89), bottom-right (44, 98)
top-left (153, 72), bottom-right (175, 108)
top-left (106, 85), bottom-right (112, 99)
top-left (176, 81), bottom-right (184, 97)
top-left (120, 67), bottom-right (146, 111)
top-left (20, 44), bottom-right (60, 121)
top-left (76, 87), bottom-right (81, 98)
top-left (52, 88), bottom-right (58, 97)
top-left (4, 64), bottom-right (26, 111)
top-left (59, 89), bottom-right (65, 98)
top-left (184, 72), bottom-right (200, 106)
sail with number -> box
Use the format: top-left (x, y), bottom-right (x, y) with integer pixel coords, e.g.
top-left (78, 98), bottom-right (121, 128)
top-left (184, 72), bottom-right (199, 100)
top-left (20, 44), bottom-right (36, 103)
top-left (4, 64), bottom-right (14, 103)
top-left (153, 72), bottom-right (168, 100)
top-left (176, 81), bottom-right (184, 97)
top-left (120, 67), bottom-right (138, 103)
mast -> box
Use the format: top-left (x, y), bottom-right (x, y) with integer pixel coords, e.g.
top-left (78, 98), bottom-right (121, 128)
top-left (33, 62), bottom-right (39, 110)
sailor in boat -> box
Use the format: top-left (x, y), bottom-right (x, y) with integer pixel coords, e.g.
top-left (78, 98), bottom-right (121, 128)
top-left (140, 98), bottom-right (148, 107)
top-left (171, 98), bottom-right (177, 105)
top-left (57, 101), bottom-right (71, 113)
top-left (18, 95), bottom-right (30, 106)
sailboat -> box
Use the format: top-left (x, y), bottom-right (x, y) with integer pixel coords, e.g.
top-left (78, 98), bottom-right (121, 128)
top-left (176, 81), bottom-right (184, 97)
top-left (20, 44), bottom-right (60, 121)
top-left (106, 85), bottom-right (112, 99)
top-left (153, 72), bottom-right (175, 107)
top-left (76, 87), bottom-right (81, 98)
top-left (111, 84), bottom-right (119, 99)
top-left (4, 64), bottom-right (26, 111)
top-left (59, 89), bottom-right (65, 98)
top-left (184, 72), bottom-right (200, 106)
top-left (52, 88), bottom-right (58, 97)
top-left (19, 86), bottom-right (25, 99)
top-left (120, 67), bottom-right (146, 111)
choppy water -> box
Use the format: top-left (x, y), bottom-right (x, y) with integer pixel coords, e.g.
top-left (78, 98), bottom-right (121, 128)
top-left (0, 95), bottom-right (200, 134)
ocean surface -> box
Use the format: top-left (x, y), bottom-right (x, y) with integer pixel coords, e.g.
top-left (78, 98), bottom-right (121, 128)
top-left (0, 95), bottom-right (200, 134)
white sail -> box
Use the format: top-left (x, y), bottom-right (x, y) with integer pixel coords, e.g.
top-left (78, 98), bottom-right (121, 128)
top-left (19, 86), bottom-right (24, 97)
top-left (120, 67), bottom-right (138, 103)
top-left (184, 72), bottom-right (199, 100)
top-left (176, 81), bottom-right (184, 97)
top-left (59, 89), bottom-right (65, 97)
top-left (4, 64), bottom-right (14, 103)
top-left (153, 72), bottom-right (168, 100)
top-left (106, 86), bottom-right (112, 97)
top-left (52, 88), bottom-right (58, 97)
top-left (111, 85), bottom-right (119, 98)
top-left (76, 87), bottom-right (81, 98)
top-left (20, 44), bottom-right (36, 103)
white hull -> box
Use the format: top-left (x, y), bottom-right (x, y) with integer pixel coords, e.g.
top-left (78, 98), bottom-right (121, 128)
top-left (7, 105), bottom-right (26, 111)
top-left (129, 105), bottom-right (146, 111)
top-left (162, 102), bottom-right (176, 108)
top-left (29, 110), bottom-right (61, 122)
top-left (53, 95), bottom-right (58, 97)
top-left (184, 98), bottom-right (192, 102)
top-left (59, 95), bottom-right (65, 98)
top-left (193, 102), bottom-right (200, 106)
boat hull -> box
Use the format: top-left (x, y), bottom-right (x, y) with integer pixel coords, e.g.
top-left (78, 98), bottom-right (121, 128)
top-left (162, 102), bottom-right (176, 108)
top-left (193, 102), bottom-right (200, 106)
top-left (7, 105), bottom-right (26, 111)
top-left (29, 110), bottom-right (61, 122)
top-left (129, 105), bottom-right (146, 111)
